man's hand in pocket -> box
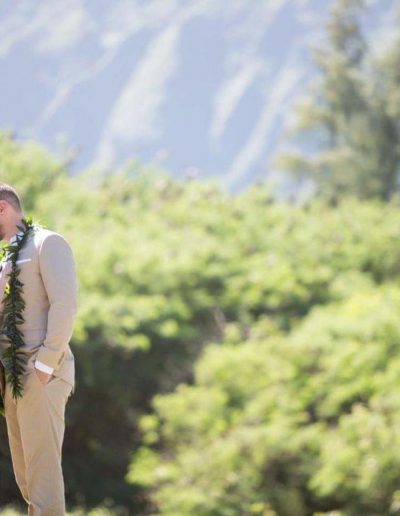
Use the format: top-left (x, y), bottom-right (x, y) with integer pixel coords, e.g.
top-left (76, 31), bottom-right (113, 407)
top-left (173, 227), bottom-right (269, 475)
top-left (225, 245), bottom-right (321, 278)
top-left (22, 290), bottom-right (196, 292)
top-left (35, 368), bottom-right (53, 385)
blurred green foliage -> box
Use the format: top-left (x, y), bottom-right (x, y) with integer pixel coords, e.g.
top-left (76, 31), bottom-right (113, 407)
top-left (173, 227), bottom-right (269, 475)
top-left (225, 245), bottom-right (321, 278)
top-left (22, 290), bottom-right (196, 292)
top-left (1, 130), bottom-right (400, 514)
top-left (130, 286), bottom-right (400, 515)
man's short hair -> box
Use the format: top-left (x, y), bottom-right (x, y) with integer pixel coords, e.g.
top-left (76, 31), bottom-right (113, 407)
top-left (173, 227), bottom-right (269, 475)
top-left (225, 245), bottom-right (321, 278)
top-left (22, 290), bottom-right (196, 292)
top-left (0, 183), bottom-right (22, 212)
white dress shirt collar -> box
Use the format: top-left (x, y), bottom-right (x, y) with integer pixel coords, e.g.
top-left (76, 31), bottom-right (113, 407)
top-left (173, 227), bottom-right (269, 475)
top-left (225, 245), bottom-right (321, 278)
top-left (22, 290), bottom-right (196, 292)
top-left (9, 229), bottom-right (25, 245)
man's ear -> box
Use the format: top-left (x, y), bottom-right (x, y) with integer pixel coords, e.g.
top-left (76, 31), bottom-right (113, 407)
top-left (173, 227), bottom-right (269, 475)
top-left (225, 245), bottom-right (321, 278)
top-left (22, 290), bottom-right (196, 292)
top-left (0, 200), bottom-right (8, 215)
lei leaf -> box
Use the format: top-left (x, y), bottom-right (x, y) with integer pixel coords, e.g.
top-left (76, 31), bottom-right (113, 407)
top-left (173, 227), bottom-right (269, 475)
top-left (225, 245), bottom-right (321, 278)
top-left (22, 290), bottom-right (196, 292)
top-left (0, 218), bottom-right (40, 405)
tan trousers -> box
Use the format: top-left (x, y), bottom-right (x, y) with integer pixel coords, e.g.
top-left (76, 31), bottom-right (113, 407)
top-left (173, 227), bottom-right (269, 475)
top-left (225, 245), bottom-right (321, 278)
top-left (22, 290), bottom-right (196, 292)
top-left (3, 365), bottom-right (73, 516)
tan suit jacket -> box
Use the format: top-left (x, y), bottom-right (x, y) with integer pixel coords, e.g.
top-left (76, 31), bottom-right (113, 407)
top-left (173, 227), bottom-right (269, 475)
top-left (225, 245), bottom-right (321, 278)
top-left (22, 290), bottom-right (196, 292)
top-left (0, 227), bottom-right (78, 393)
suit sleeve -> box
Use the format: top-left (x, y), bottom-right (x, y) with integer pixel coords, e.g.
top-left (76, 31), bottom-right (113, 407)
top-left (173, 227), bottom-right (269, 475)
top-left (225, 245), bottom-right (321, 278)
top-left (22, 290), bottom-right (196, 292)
top-left (35, 233), bottom-right (78, 370)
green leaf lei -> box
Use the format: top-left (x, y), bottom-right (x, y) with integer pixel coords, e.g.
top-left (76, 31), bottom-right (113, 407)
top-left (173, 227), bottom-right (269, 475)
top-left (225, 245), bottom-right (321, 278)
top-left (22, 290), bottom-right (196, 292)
top-left (0, 217), bottom-right (39, 404)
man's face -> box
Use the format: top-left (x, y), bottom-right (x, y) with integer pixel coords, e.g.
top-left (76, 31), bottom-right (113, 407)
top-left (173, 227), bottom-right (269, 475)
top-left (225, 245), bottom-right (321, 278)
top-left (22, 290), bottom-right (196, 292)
top-left (0, 200), bottom-right (11, 241)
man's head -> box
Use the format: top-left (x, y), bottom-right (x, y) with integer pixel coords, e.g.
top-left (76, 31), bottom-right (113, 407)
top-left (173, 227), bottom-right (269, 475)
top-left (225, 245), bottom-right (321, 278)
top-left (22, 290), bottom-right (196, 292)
top-left (0, 183), bottom-right (23, 240)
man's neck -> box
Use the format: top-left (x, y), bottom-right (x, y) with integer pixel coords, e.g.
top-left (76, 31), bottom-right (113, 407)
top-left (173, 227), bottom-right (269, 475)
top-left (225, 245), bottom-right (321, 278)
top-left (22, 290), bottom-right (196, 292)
top-left (4, 218), bottom-right (24, 244)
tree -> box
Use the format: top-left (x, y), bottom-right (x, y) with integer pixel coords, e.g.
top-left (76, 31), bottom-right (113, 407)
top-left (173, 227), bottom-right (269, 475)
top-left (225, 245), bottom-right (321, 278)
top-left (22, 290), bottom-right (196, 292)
top-left (128, 284), bottom-right (400, 515)
top-left (0, 131), bottom-right (68, 211)
top-left (275, 0), bottom-right (400, 202)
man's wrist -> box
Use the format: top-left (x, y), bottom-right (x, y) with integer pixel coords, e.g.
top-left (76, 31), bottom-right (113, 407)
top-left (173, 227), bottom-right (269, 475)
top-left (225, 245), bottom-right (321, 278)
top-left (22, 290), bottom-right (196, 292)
top-left (34, 360), bottom-right (54, 375)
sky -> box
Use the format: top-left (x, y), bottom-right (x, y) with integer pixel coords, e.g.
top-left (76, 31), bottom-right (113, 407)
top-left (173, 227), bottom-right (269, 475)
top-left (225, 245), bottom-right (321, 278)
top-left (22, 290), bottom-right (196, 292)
top-left (0, 0), bottom-right (397, 193)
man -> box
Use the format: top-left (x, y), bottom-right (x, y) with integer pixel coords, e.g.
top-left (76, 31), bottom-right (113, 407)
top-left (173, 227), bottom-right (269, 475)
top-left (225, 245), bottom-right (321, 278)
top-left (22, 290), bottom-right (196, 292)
top-left (0, 183), bottom-right (78, 515)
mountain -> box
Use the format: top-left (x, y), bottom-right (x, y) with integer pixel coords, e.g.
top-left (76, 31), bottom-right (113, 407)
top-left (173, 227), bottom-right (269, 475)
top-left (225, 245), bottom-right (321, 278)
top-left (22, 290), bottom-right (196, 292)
top-left (0, 0), bottom-right (396, 193)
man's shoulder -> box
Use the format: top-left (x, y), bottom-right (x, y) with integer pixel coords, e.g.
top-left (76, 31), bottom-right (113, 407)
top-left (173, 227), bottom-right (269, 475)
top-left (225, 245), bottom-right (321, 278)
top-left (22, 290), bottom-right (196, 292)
top-left (31, 228), bottom-right (72, 252)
